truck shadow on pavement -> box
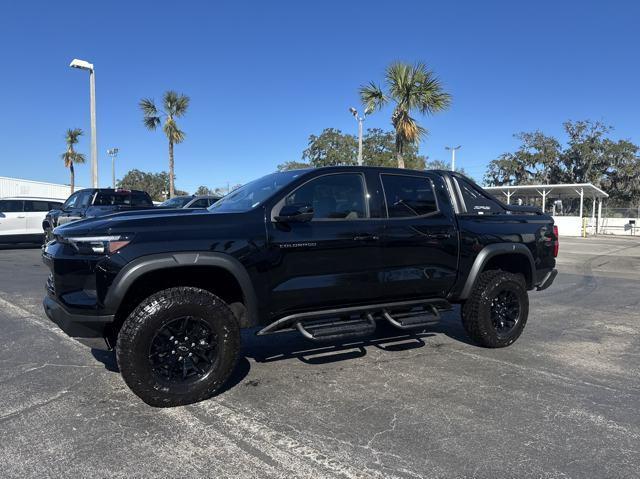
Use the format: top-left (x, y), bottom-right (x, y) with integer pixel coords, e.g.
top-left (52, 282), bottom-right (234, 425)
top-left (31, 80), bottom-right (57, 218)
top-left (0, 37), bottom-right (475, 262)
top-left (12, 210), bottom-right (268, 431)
top-left (89, 310), bottom-right (472, 394)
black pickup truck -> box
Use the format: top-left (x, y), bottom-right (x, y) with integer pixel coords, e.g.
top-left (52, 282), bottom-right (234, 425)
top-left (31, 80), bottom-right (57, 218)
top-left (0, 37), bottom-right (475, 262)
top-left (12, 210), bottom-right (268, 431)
top-left (42, 167), bottom-right (558, 407)
top-left (43, 188), bottom-right (154, 241)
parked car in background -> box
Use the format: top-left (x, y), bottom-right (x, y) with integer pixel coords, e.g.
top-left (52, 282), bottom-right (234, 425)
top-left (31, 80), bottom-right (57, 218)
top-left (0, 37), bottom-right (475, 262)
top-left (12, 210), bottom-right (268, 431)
top-left (0, 197), bottom-right (63, 243)
top-left (158, 195), bottom-right (220, 209)
top-left (43, 188), bottom-right (154, 241)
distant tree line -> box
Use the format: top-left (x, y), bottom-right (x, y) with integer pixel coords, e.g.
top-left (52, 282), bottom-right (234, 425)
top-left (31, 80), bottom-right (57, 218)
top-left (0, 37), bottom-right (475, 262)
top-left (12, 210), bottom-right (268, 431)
top-left (117, 169), bottom-right (188, 201)
top-left (484, 120), bottom-right (640, 206)
top-left (278, 128), bottom-right (466, 174)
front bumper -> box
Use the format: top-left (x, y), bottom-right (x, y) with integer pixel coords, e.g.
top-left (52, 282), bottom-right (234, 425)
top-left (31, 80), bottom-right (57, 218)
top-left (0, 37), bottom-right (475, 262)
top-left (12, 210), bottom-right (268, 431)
top-left (43, 296), bottom-right (114, 350)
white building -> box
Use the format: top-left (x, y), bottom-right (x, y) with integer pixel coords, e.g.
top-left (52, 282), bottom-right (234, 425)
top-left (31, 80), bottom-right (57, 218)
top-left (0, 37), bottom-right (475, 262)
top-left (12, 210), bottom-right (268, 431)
top-left (0, 176), bottom-right (82, 201)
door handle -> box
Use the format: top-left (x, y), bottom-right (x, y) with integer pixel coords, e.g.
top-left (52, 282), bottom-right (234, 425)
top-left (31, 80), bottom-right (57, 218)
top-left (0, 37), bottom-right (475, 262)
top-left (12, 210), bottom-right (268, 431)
top-left (425, 233), bottom-right (451, 240)
top-left (17, 215), bottom-right (26, 219)
top-left (353, 234), bottom-right (379, 242)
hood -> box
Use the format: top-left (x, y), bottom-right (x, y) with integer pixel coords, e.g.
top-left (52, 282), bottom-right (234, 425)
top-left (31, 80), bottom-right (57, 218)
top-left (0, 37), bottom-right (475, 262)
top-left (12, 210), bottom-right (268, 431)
top-left (53, 207), bottom-right (218, 237)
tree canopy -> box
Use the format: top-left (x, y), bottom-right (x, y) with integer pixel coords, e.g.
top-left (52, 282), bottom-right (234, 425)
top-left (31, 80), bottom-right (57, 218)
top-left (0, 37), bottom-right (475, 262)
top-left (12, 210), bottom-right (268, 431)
top-left (484, 120), bottom-right (640, 206)
top-left (118, 169), bottom-right (187, 201)
top-left (281, 128), bottom-right (444, 171)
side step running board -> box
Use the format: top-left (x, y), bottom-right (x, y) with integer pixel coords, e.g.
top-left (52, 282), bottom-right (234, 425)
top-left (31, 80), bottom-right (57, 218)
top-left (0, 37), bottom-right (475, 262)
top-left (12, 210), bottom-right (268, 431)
top-left (296, 316), bottom-right (376, 342)
top-left (379, 304), bottom-right (440, 330)
top-left (257, 298), bottom-right (452, 336)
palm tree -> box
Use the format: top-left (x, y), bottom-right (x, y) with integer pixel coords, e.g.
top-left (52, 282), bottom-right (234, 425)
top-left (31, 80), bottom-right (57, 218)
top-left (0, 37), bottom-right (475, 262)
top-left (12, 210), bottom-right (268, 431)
top-left (61, 128), bottom-right (86, 193)
top-left (139, 91), bottom-right (190, 197)
top-left (360, 62), bottom-right (451, 168)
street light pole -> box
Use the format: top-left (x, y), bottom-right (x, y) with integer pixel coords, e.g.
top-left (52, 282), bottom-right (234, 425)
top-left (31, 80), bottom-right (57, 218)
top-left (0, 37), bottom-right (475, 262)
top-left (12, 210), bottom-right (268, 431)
top-left (445, 145), bottom-right (462, 171)
top-left (70, 59), bottom-right (98, 187)
top-left (107, 148), bottom-right (119, 188)
top-left (349, 107), bottom-right (369, 166)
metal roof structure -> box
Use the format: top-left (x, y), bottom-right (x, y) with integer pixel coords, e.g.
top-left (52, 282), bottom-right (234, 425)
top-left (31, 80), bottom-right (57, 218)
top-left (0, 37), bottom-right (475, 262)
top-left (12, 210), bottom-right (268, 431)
top-left (484, 183), bottom-right (608, 201)
top-left (484, 183), bottom-right (609, 233)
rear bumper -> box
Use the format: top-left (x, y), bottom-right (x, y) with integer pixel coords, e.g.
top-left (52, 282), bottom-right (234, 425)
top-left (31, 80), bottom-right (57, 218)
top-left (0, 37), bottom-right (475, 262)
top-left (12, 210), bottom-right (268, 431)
top-left (43, 296), bottom-right (114, 350)
top-left (536, 268), bottom-right (557, 291)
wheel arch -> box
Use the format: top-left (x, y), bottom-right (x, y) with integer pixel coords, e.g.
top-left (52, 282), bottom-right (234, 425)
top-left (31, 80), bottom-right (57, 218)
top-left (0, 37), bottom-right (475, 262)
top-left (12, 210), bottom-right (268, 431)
top-left (104, 252), bottom-right (259, 330)
top-left (458, 243), bottom-right (535, 300)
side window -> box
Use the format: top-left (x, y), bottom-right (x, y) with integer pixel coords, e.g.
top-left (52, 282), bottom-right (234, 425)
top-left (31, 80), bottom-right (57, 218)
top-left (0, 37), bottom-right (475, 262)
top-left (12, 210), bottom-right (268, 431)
top-left (284, 173), bottom-right (367, 220)
top-left (131, 193), bottom-right (153, 207)
top-left (62, 193), bottom-right (79, 209)
top-left (189, 199), bottom-right (209, 208)
top-left (78, 191), bottom-right (93, 208)
top-left (24, 201), bottom-right (50, 212)
top-left (49, 202), bottom-right (63, 210)
top-left (0, 200), bottom-right (23, 213)
top-left (381, 174), bottom-right (438, 218)
top-left (455, 178), bottom-right (504, 215)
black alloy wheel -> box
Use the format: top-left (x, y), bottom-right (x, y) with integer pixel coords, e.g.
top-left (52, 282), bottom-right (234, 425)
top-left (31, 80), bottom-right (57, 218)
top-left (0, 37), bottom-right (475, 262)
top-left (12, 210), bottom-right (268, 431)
top-left (149, 316), bottom-right (218, 385)
top-left (489, 290), bottom-right (521, 338)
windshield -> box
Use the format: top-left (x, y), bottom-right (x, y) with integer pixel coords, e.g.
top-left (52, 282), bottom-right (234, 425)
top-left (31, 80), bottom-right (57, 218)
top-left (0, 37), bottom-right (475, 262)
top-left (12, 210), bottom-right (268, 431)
top-left (160, 196), bottom-right (193, 208)
top-left (209, 170), bottom-right (306, 213)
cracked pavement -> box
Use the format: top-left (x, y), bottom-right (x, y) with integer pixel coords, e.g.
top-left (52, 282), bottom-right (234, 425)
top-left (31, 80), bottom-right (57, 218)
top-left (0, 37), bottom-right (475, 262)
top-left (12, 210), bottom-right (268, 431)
top-left (0, 237), bottom-right (639, 478)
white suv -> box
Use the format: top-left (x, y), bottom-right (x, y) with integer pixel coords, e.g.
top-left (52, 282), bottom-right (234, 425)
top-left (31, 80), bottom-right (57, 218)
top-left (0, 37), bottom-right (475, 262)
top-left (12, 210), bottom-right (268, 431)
top-left (0, 197), bottom-right (63, 243)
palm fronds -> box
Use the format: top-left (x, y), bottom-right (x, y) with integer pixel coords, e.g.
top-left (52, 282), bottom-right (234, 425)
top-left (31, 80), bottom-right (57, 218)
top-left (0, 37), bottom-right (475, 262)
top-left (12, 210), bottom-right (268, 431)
top-left (359, 82), bottom-right (387, 113)
top-left (361, 61), bottom-right (451, 167)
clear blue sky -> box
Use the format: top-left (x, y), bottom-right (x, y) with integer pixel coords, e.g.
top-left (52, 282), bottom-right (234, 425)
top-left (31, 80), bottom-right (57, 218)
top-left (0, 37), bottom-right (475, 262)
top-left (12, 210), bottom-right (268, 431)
top-left (1, 0), bottom-right (638, 191)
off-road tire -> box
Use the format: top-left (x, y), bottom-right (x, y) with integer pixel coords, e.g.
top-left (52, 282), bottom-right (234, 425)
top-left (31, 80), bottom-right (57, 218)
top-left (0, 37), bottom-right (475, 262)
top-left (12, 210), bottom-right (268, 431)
top-left (116, 287), bottom-right (240, 407)
top-left (461, 270), bottom-right (529, 348)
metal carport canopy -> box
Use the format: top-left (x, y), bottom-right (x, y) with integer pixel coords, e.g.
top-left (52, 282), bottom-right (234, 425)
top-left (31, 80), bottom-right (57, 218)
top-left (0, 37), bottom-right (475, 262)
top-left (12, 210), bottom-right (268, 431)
top-left (484, 183), bottom-right (609, 231)
top-left (484, 183), bottom-right (609, 200)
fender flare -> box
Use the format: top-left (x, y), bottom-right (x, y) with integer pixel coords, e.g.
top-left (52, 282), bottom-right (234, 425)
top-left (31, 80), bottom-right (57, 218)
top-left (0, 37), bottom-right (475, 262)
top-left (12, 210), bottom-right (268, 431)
top-left (104, 252), bottom-right (259, 326)
top-left (458, 243), bottom-right (535, 300)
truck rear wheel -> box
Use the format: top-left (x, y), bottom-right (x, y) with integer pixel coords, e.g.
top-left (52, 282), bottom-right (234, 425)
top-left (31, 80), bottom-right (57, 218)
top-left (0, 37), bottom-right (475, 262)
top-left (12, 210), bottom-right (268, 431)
top-left (116, 287), bottom-right (240, 407)
top-left (461, 270), bottom-right (529, 348)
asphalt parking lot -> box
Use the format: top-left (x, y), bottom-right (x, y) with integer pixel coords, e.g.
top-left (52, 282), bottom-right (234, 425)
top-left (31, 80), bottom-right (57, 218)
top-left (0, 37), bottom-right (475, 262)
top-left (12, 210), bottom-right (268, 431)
top-left (0, 236), bottom-right (639, 478)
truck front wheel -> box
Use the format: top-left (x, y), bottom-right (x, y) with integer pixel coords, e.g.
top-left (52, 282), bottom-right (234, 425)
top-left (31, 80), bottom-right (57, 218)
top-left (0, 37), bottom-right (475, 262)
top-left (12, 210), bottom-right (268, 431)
top-left (461, 270), bottom-right (529, 348)
top-left (116, 287), bottom-right (240, 407)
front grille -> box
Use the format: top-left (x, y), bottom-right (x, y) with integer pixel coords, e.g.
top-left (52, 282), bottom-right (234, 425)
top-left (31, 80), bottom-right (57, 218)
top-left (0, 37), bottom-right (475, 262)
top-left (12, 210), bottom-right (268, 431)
top-left (46, 273), bottom-right (55, 296)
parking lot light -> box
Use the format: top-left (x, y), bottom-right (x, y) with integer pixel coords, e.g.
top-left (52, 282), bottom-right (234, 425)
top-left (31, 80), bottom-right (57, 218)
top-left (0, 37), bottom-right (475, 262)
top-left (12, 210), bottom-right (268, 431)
top-left (69, 58), bottom-right (98, 188)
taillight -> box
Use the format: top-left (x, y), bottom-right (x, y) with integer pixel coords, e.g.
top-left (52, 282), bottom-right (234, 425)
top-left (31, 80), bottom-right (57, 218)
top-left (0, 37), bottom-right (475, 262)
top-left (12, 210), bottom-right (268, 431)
top-left (553, 225), bottom-right (559, 257)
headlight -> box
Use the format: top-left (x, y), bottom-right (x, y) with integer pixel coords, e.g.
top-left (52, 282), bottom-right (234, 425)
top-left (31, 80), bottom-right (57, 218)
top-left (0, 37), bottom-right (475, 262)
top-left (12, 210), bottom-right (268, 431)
top-left (64, 234), bottom-right (134, 255)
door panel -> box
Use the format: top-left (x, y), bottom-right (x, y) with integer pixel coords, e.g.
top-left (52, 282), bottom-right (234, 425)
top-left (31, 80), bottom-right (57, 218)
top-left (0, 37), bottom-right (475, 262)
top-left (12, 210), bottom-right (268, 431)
top-left (0, 200), bottom-right (26, 236)
top-left (378, 173), bottom-right (459, 300)
top-left (266, 172), bottom-right (384, 317)
top-left (24, 200), bottom-right (50, 234)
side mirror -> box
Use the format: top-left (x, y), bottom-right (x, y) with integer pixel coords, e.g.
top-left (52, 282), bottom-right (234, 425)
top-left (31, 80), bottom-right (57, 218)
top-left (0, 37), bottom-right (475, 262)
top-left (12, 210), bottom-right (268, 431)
top-left (275, 203), bottom-right (314, 223)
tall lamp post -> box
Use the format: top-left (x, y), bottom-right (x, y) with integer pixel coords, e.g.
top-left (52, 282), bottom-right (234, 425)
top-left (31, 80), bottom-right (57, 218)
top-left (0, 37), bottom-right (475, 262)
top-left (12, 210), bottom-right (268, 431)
top-left (69, 58), bottom-right (98, 187)
top-left (349, 107), bottom-right (371, 166)
top-left (445, 145), bottom-right (461, 171)
top-left (107, 148), bottom-right (119, 188)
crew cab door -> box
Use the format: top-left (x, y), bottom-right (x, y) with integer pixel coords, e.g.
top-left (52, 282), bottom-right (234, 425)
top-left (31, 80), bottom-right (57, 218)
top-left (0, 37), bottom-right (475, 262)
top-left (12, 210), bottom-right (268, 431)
top-left (24, 200), bottom-right (54, 234)
top-left (266, 172), bottom-right (384, 317)
top-left (0, 200), bottom-right (26, 236)
top-left (377, 172), bottom-right (459, 300)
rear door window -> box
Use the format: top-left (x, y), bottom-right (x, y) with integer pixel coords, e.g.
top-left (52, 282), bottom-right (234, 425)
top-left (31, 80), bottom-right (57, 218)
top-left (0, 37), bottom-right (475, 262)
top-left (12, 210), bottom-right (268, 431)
top-left (24, 201), bottom-right (51, 212)
top-left (381, 174), bottom-right (438, 218)
top-left (455, 178), bottom-right (505, 215)
top-left (0, 200), bottom-right (23, 213)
